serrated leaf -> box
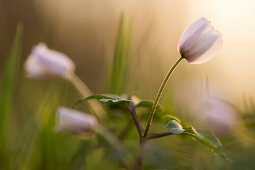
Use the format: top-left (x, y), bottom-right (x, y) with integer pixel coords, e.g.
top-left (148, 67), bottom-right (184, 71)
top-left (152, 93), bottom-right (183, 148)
top-left (184, 127), bottom-right (225, 157)
top-left (166, 120), bottom-right (184, 134)
top-left (73, 94), bottom-right (130, 108)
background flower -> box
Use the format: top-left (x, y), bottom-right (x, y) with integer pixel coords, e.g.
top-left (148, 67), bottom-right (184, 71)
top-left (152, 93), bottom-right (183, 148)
top-left (56, 107), bottom-right (98, 135)
top-left (24, 43), bottom-right (75, 78)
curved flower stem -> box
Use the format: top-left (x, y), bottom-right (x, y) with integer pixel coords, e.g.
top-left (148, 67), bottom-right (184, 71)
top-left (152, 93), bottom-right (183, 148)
top-left (144, 57), bottom-right (183, 137)
top-left (68, 73), bottom-right (106, 119)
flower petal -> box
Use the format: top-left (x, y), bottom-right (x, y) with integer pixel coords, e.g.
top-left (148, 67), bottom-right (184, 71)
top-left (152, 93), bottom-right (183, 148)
top-left (177, 17), bottom-right (209, 53)
top-left (33, 43), bottom-right (75, 78)
top-left (24, 54), bottom-right (48, 78)
top-left (56, 107), bottom-right (97, 134)
top-left (186, 30), bottom-right (222, 64)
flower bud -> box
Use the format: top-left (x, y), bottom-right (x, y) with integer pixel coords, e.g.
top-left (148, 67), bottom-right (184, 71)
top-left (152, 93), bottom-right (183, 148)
top-left (177, 17), bottom-right (222, 64)
top-left (24, 43), bottom-right (75, 78)
top-left (56, 107), bottom-right (98, 134)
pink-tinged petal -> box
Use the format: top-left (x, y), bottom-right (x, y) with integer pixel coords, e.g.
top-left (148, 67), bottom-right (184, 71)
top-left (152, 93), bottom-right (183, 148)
top-left (177, 17), bottom-right (222, 64)
top-left (177, 17), bottom-right (209, 52)
top-left (187, 30), bottom-right (222, 64)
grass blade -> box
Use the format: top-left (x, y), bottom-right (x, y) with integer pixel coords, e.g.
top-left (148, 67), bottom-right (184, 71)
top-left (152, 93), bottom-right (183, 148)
top-left (108, 14), bottom-right (132, 95)
top-left (0, 24), bottom-right (22, 168)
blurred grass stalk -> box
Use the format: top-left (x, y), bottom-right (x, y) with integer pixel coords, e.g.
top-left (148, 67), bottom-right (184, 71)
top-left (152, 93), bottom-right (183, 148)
top-left (0, 24), bottom-right (22, 168)
top-left (68, 74), bottom-right (106, 119)
top-left (14, 92), bottom-right (59, 169)
top-left (108, 14), bottom-right (132, 95)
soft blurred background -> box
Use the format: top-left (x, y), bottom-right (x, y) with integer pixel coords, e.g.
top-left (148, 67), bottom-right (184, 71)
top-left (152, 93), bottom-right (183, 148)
top-left (1, 0), bottom-right (255, 169)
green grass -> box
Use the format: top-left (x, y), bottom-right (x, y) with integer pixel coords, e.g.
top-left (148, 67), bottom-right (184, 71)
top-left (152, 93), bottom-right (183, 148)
top-left (0, 24), bottom-right (22, 169)
top-left (108, 14), bottom-right (132, 95)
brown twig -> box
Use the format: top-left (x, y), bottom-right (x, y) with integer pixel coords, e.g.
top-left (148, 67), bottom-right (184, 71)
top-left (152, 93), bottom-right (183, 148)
top-left (146, 132), bottom-right (172, 140)
top-left (137, 138), bottom-right (146, 170)
top-left (128, 103), bottom-right (144, 137)
top-left (128, 102), bottom-right (174, 169)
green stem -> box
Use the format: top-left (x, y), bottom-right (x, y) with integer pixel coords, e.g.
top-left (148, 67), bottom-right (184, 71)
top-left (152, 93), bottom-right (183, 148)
top-left (144, 57), bottom-right (183, 136)
top-left (68, 73), bottom-right (106, 119)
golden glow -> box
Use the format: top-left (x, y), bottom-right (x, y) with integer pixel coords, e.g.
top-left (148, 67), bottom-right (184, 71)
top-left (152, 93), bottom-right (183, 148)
top-left (35, 0), bottom-right (255, 99)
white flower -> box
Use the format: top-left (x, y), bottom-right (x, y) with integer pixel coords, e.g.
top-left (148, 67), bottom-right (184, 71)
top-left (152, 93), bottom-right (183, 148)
top-left (56, 107), bottom-right (98, 134)
top-left (177, 17), bottom-right (222, 64)
top-left (24, 43), bottom-right (75, 78)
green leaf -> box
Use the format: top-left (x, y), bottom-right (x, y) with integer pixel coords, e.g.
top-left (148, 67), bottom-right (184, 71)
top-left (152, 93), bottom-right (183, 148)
top-left (135, 100), bottom-right (162, 111)
top-left (135, 100), bottom-right (163, 120)
top-left (184, 127), bottom-right (225, 157)
top-left (166, 120), bottom-right (184, 134)
top-left (0, 24), bottom-right (22, 168)
top-left (162, 115), bottom-right (181, 124)
top-left (73, 94), bottom-right (130, 108)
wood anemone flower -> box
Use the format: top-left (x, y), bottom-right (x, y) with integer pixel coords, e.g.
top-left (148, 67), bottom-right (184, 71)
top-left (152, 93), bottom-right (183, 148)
top-left (55, 107), bottom-right (98, 135)
top-left (202, 97), bottom-right (237, 134)
top-left (177, 17), bottom-right (222, 64)
top-left (24, 43), bottom-right (75, 78)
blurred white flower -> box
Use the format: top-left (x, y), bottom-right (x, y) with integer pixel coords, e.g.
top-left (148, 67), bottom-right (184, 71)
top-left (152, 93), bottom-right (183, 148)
top-left (24, 43), bottom-right (75, 78)
top-left (175, 79), bottom-right (238, 135)
top-left (177, 17), bottom-right (222, 64)
top-left (202, 96), bottom-right (237, 134)
top-left (56, 107), bottom-right (98, 134)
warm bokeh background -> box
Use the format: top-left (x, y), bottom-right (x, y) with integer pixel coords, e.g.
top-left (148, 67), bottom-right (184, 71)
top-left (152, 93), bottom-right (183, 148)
top-left (1, 0), bottom-right (255, 169)
top-left (1, 0), bottom-right (255, 101)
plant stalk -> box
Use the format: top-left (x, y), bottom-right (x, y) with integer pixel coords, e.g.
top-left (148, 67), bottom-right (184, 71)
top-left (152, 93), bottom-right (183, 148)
top-left (144, 57), bottom-right (183, 136)
top-left (146, 132), bottom-right (172, 140)
top-left (137, 138), bottom-right (146, 170)
top-left (128, 103), bottom-right (144, 137)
